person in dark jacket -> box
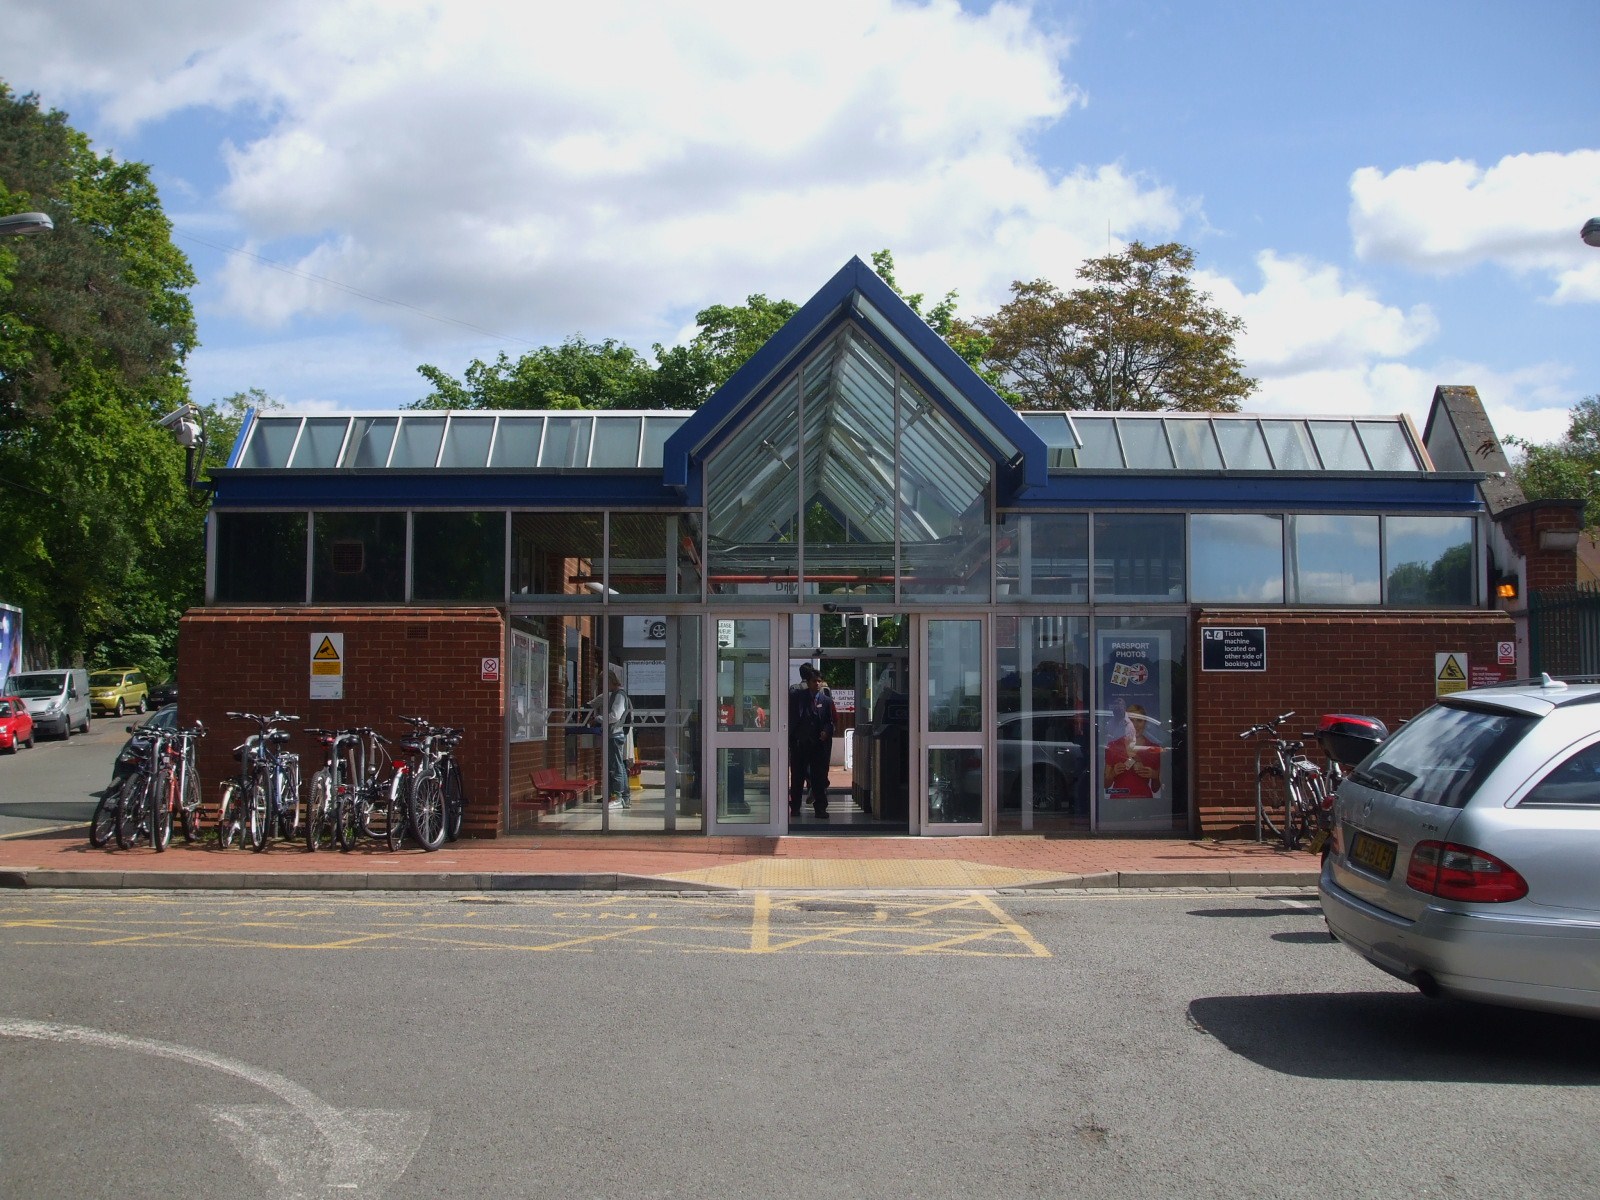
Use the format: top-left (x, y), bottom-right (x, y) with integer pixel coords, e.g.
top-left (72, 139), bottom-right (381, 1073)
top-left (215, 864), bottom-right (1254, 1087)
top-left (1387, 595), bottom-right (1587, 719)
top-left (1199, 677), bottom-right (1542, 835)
top-left (788, 663), bottom-right (837, 819)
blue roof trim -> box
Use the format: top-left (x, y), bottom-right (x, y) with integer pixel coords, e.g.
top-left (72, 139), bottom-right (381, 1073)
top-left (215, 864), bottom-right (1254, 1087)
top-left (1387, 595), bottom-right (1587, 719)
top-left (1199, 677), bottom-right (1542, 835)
top-left (209, 471), bottom-right (685, 509)
top-left (663, 256), bottom-right (1045, 495)
top-left (226, 409), bottom-right (256, 469)
top-left (1007, 474), bottom-right (1483, 511)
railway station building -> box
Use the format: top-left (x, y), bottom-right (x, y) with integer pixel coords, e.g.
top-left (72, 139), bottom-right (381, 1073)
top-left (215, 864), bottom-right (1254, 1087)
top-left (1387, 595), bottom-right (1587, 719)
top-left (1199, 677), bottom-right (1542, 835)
top-left (179, 257), bottom-right (1573, 840)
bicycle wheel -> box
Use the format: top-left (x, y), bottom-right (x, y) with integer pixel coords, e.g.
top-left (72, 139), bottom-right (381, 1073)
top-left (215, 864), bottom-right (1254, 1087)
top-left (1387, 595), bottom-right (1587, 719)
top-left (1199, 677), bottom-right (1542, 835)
top-left (1256, 764), bottom-right (1285, 842)
top-left (180, 767), bottom-right (203, 844)
top-left (385, 772), bottom-right (408, 852)
top-left (334, 789), bottom-right (361, 851)
top-left (443, 759), bottom-right (464, 842)
top-left (216, 782), bottom-right (242, 849)
top-left (149, 762), bottom-right (173, 852)
top-left (90, 782), bottom-right (121, 848)
top-left (1280, 772), bottom-right (1311, 851)
top-left (114, 771), bottom-right (148, 850)
top-left (276, 760), bottom-right (302, 841)
top-left (305, 769), bottom-right (331, 851)
top-left (247, 772), bottom-right (271, 853)
top-left (410, 772), bottom-right (446, 851)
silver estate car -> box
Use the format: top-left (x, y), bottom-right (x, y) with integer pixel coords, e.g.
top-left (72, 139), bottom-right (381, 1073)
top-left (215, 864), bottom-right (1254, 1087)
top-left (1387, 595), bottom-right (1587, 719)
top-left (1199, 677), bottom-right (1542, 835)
top-left (1320, 675), bottom-right (1600, 1019)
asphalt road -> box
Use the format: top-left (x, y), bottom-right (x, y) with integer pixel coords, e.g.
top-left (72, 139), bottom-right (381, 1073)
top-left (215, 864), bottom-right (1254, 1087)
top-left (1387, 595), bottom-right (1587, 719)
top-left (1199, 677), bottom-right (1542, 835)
top-left (2, 888), bottom-right (1597, 1199)
top-left (0, 713), bottom-right (128, 839)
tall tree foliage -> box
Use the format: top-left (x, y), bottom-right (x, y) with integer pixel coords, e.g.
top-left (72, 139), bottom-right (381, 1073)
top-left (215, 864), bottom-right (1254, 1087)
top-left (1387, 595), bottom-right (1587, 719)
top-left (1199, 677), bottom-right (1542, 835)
top-left (0, 84), bottom-right (200, 672)
top-left (411, 336), bottom-right (655, 410)
top-left (1507, 395), bottom-right (1600, 531)
top-left (976, 241), bottom-right (1255, 412)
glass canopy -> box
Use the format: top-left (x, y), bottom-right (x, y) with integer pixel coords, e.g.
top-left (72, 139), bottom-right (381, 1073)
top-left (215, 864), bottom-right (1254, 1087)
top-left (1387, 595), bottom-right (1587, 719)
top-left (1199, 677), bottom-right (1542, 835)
top-left (232, 411), bottom-right (691, 470)
top-left (1035, 413), bottom-right (1425, 472)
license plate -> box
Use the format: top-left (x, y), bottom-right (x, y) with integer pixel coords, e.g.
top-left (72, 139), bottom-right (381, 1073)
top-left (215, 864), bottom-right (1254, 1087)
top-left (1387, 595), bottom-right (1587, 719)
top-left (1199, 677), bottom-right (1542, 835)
top-left (1348, 830), bottom-right (1397, 879)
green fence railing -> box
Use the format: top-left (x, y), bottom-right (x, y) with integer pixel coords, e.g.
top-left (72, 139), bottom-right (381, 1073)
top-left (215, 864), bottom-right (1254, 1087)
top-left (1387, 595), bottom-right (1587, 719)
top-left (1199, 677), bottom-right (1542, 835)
top-left (1528, 584), bottom-right (1600, 676)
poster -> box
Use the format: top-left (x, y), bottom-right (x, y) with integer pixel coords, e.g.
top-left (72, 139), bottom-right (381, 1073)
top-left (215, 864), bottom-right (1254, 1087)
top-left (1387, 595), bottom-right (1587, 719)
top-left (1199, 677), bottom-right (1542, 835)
top-left (1096, 629), bottom-right (1172, 829)
top-left (511, 630), bottom-right (550, 742)
top-left (0, 604), bottom-right (20, 691)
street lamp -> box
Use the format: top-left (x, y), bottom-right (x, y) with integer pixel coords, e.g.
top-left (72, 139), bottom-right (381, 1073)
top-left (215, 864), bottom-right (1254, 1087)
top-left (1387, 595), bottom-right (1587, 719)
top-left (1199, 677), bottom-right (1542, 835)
top-left (0, 212), bottom-right (53, 238)
top-left (1583, 217), bottom-right (1600, 249)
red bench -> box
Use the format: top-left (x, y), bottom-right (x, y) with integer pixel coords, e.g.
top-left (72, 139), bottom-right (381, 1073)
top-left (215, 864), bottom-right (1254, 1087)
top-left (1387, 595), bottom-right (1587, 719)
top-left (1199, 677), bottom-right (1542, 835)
top-left (524, 767), bottom-right (598, 812)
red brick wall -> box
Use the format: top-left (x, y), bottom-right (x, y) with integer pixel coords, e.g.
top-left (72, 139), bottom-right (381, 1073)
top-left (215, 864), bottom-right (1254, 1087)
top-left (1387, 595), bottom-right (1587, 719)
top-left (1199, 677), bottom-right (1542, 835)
top-left (1499, 503), bottom-right (1584, 592)
top-left (1192, 609), bottom-right (1514, 837)
top-left (177, 608), bottom-right (506, 837)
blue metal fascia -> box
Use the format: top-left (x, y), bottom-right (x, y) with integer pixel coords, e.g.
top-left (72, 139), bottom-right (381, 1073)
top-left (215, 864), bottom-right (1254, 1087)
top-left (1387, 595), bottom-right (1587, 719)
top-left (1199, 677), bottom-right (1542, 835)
top-left (1006, 473), bottom-right (1485, 511)
top-left (663, 256), bottom-right (1047, 494)
top-left (207, 470), bottom-right (682, 509)
top-left (226, 408), bottom-right (257, 469)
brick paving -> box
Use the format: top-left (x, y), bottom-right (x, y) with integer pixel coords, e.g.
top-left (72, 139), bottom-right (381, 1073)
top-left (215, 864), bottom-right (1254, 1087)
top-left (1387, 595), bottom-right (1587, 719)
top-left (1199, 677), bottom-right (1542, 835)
top-left (0, 827), bottom-right (1320, 891)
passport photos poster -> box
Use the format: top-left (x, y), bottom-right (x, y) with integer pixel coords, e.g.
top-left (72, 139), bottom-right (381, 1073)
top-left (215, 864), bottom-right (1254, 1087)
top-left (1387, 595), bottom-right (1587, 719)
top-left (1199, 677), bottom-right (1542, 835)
top-left (1096, 629), bottom-right (1172, 829)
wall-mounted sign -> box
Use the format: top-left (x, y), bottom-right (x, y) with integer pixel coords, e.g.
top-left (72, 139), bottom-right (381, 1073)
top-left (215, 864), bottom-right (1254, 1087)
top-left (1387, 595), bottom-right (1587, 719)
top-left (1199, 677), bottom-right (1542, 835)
top-left (481, 657), bottom-right (500, 682)
top-left (1200, 626), bottom-right (1266, 672)
top-left (310, 632), bottom-right (344, 700)
top-left (1436, 652), bottom-right (1468, 696)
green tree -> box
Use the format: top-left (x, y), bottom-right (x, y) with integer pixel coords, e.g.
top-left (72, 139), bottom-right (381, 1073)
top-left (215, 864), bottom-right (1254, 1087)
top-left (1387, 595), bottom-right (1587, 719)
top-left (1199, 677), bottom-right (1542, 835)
top-left (1507, 395), bottom-right (1600, 531)
top-left (869, 250), bottom-right (1005, 394)
top-left (0, 84), bottom-right (199, 673)
top-left (646, 294), bottom-right (799, 408)
top-left (976, 241), bottom-right (1255, 412)
top-left (410, 337), bottom-right (655, 411)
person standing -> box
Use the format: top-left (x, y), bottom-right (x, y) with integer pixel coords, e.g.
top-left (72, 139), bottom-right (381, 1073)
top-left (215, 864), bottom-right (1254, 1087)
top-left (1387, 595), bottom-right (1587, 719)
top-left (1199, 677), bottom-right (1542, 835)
top-left (594, 664), bottom-right (634, 810)
top-left (788, 663), bottom-right (837, 819)
top-left (1103, 703), bottom-right (1161, 800)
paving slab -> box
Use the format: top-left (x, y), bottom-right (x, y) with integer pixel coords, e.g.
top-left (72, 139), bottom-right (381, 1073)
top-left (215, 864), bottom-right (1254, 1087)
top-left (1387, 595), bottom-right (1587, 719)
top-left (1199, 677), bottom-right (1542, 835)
top-left (0, 827), bottom-right (1322, 892)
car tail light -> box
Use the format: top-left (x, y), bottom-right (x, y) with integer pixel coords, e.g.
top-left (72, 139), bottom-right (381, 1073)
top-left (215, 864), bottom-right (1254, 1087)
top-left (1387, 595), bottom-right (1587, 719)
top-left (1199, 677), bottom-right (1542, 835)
top-left (1406, 840), bottom-right (1528, 903)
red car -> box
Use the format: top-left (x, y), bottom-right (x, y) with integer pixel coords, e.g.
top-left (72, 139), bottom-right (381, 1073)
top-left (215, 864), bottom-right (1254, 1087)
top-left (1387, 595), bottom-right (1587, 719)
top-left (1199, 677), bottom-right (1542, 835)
top-left (0, 694), bottom-right (34, 753)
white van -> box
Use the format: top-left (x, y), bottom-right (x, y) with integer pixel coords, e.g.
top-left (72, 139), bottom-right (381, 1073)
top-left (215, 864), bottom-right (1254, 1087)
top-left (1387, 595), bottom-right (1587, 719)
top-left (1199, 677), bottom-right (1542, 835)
top-left (10, 668), bottom-right (92, 738)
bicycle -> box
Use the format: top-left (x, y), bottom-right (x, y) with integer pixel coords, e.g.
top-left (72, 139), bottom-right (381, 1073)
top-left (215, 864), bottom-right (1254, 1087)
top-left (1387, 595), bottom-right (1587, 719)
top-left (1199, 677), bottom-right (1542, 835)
top-left (305, 725), bottom-right (402, 852)
top-left (144, 721), bottom-right (207, 852)
top-left (393, 716), bottom-right (463, 852)
top-left (215, 731), bottom-right (262, 849)
top-left (1239, 712), bottom-right (1326, 851)
top-left (226, 711), bottom-right (302, 853)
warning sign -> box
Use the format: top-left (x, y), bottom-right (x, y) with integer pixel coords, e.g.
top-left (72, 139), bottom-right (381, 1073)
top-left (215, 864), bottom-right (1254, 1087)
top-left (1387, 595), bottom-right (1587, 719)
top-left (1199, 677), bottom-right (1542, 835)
top-left (1498, 640), bottom-right (1516, 666)
top-left (310, 632), bottom-right (344, 700)
top-left (481, 657), bottom-right (500, 682)
top-left (1435, 651), bottom-right (1468, 697)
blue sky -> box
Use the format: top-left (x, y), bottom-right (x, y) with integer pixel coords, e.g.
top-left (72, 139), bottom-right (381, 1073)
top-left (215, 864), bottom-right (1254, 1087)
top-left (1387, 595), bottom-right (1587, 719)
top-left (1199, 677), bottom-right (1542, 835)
top-left (2, 0), bottom-right (1596, 445)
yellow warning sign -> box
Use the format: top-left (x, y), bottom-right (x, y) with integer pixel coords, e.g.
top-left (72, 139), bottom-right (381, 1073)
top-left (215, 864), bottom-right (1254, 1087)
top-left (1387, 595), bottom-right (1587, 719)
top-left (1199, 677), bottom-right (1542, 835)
top-left (310, 632), bottom-right (344, 700)
top-left (313, 636), bottom-right (341, 662)
top-left (1436, 652), bottom-right (1468, 696)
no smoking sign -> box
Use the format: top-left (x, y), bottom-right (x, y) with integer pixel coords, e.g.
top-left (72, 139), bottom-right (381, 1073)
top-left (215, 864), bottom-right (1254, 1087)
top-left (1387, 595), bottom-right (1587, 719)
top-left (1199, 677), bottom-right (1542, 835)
top-left (481, 657), bottom-right (500, 681)
top-left (1497, 641), bottom-right (1516, 666)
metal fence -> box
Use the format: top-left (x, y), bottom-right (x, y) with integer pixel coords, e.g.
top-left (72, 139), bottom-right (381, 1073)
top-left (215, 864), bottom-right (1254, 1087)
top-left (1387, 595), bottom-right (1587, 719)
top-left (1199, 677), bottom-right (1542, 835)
top-left (1529, 584), bottom-right (1600, 675)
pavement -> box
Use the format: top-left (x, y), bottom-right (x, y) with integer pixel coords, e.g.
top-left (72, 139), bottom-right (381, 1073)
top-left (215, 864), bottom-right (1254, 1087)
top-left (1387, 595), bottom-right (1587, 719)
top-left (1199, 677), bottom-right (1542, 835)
top-left (0, 825), bottom-right (1321, 892)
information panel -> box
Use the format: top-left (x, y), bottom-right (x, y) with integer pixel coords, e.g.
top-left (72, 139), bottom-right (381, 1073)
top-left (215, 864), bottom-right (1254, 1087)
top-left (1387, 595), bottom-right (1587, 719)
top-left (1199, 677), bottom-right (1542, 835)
top-left (1200, 626), bottom-right (1267, 672)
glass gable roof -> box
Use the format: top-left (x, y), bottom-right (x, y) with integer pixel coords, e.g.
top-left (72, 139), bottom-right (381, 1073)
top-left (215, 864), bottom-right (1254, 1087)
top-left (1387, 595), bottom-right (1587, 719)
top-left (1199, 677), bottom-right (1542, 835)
top-left (231, 411), bottom-right (691, 470)
top-left (1051, 413), bottom-right (1426, 472)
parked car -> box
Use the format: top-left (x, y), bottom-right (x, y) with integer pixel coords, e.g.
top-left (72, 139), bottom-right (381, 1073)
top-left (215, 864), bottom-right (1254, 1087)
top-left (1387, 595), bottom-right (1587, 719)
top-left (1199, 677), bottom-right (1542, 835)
top-left (1321, 674), bottom-right (1600, 1020)
top-left (112, 703), bottom-right (178, 782)
top-left (88, 667), bottom-right (149, 717)
top-left (9, 668), bottom-right (91, 738)
top-left (147, 675), bottom-right (178, 708)
top-left (0, 695), bottom-right (34, 752)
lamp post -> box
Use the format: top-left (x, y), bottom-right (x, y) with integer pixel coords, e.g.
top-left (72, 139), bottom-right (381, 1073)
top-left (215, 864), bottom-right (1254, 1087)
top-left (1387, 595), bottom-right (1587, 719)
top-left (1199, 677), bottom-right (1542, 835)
top-left (1583, 218), bottom-right (1600, 249)
top-left (0, 212), bottom-right (53, 238)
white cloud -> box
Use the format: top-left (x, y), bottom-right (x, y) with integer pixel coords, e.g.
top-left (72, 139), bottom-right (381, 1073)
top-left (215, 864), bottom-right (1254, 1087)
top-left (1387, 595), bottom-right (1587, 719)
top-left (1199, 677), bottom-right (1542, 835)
top-left (1349, 150), bottom-right (1600, 301)
top-left (0, 0), bottom-right (1194, 352)
top-left (1206, 252), bottom-right (1437, 377)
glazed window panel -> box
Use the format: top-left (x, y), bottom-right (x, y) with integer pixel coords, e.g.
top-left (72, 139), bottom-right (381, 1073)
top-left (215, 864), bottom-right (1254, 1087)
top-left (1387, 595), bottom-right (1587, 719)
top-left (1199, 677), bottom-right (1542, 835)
top-left (997, 514), bottom-right (1089, 599)
top-left (1290, 515), bottom-right (1380, 604)
top-left (1093, 513), bottom-right (1185, 602)
top-left (344, 417), bottom-right (397, 467)
top-left (1190, 514), bottom-right (1283, 604)
top-left (289, 418), bottom-right (349, 468)
top-left (389, 417), bottom-right (445, 468)
top-left (238, 417), bottom-right (301, 469)
top-left (1385, 516), bottom-right (1475, 606)
top-left (412, 511), bottom-right (507, 602)
top-left (213, 511), bottom-right (308, 603)
top-left (511, 512), bottom-right (604, 600)
top-left (312, 511), bottom-right (406, 603)
top-left (438, 417), bottom-right (494, 468)
top-left (608, 512), bottom-right (702, 598)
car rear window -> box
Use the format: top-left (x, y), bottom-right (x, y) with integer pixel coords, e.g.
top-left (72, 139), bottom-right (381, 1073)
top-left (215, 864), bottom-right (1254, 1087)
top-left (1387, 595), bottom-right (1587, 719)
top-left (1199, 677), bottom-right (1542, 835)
top-left (1350, 702), bottom-right (1533, 808)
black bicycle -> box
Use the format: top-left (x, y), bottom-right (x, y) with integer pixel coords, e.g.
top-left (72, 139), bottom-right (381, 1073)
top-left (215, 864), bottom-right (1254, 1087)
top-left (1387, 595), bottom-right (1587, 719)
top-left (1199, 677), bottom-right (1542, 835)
top-left (1239, 711), bottom-right (1326, 851)
top-left (305, 725), bottom-right (402, 851)
top-left (392, 716), bottom-right (463, 852)
top-left (226, 711), bottom-right (302, 852)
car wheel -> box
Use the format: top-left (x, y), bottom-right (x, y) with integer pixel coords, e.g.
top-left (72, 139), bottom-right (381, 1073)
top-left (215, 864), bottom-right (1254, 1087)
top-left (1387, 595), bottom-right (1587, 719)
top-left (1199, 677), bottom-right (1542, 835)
top-left (114, 698), bottom-right (124, 717)
top-left (136, 696), bottom-right (147, 714)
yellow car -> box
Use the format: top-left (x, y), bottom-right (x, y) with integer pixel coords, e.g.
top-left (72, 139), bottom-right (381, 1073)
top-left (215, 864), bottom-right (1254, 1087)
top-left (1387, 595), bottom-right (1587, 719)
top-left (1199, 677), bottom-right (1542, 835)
top-left (88, 668), bottom-right (149, 717)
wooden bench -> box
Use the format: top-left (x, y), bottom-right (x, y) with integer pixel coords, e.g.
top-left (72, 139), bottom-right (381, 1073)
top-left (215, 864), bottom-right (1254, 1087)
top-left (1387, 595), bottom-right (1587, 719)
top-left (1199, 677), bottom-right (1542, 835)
top-left (524, 767), bottom-right (599, 812)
